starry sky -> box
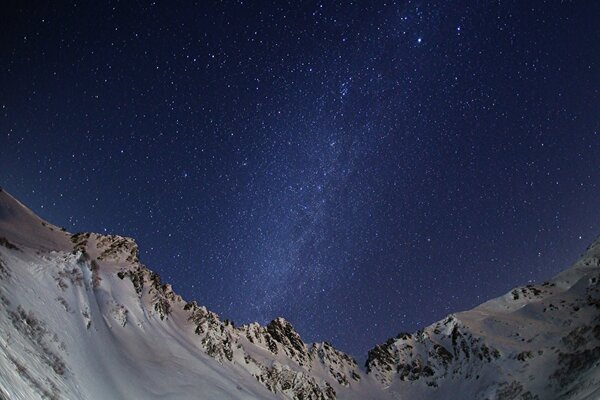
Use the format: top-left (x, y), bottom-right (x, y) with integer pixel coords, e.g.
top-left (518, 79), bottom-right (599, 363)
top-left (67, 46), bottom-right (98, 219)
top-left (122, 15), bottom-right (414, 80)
top-left (1, 1), bottom-right (599, 358)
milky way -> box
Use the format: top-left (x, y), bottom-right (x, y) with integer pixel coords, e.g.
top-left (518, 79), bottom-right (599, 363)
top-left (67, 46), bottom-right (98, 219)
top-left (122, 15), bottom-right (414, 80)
top-left (1, 1), bottom-right (599, 357)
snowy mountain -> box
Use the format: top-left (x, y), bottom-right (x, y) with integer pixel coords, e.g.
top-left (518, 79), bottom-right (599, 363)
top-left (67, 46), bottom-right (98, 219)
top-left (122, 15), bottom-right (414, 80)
top-left (365, 241), bottom-right (600, 400)
top-left (0, 187), bottom-right (598, 400)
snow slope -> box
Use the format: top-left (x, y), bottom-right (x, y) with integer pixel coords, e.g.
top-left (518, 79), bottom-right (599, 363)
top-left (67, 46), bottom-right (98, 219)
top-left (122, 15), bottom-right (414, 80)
top-left (0, 187), bottom-right (598, 400)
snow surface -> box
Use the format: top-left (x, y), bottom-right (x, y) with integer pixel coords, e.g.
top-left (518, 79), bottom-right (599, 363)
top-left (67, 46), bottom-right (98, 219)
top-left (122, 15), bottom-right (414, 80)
top-left (0, 187), bottom-right (598, 400)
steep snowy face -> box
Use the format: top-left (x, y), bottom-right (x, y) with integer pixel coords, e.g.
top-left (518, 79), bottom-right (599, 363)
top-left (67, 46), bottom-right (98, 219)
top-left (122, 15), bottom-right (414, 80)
top-left (0, 188), bottom-right (373, 400)
top-left (366, 236), bottom-right (600, 400)
top-left (0, 186), bottom-right (599, 400)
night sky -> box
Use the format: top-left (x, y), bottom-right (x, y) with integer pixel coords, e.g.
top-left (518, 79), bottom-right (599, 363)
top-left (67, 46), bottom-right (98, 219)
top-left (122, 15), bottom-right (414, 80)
top-left (1, 1), bottom-right (599, 358)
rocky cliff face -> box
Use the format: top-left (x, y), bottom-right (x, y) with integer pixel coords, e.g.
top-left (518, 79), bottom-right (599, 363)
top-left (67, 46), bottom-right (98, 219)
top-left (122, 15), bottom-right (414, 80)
top-left (0, 187), bottom-right (599, 400)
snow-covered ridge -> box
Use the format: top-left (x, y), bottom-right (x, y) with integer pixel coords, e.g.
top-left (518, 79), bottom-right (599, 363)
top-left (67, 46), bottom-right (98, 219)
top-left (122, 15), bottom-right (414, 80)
top-left (365, 234), bottom-right (600, 399)
top-left (0, 188), bottom-right (367, 400)
top-left (0, 186), bottom-right (598, 400)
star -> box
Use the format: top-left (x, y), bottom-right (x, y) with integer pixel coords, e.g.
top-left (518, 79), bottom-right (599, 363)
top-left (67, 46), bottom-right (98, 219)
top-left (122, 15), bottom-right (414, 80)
top-left (1, 0), bottom-right (599, 358)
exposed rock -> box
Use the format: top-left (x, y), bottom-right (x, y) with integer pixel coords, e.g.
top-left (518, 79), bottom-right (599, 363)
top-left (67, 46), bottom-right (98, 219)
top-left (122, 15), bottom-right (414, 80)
top-left (267, 317), bottom-right (310, 366)
top-left (93, 233), bottom-right (139, 263)
top-left (0, 237), bottom-right (19, 251)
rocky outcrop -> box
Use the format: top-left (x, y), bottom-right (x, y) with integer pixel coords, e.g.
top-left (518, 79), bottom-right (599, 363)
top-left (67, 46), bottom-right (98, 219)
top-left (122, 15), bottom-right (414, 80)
top-left (266, 317), bottom-right (311, 366)
top-left (255, 362), bottom-right (336, 400)
top-left (96, 234), bottom-right (139, 263)
top-left (71, 232), bottom-right (139, 264)
top-left (310, 342), bottom-right (361, 386)
top-left (184, 301), bottom-right (234, 361)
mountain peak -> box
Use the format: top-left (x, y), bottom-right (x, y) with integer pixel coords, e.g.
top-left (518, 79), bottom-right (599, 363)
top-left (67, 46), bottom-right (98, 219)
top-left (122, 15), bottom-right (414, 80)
top-left (71, 232), bottom-right (140, 264)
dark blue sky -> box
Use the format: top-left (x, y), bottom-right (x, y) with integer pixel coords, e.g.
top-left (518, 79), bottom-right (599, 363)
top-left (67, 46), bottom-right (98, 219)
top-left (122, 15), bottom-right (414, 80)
top-left (1, 1), bottom-right (599, 358)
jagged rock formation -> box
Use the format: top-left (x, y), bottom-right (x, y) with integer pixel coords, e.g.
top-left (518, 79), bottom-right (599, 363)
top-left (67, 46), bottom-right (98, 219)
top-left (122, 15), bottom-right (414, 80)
top-left (114, 263), bottom-right (355, 398)
top-left (0, 186), bottom-right (598, 400)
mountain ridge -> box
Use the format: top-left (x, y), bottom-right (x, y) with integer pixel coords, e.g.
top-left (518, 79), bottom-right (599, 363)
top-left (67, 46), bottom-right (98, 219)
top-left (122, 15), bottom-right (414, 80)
top-left (0, 187), bottom-right (598, 399)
